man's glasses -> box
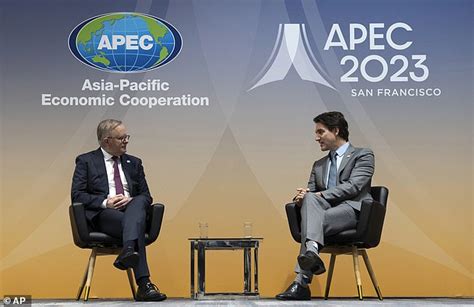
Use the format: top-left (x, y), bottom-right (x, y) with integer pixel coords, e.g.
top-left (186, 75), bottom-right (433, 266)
top-left (107, 135), bottom-right (131, 142)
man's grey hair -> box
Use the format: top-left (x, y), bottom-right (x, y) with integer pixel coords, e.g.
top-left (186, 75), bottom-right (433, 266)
top-left (97, 119), bottom-right (122, 144)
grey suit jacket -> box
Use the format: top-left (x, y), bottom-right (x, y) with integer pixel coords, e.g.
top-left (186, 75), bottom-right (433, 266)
top-left (307, 144), bottom-right (374, 211)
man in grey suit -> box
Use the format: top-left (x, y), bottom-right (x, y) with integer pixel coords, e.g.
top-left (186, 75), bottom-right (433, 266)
top-left (276, 111), bottom-right (375, 300)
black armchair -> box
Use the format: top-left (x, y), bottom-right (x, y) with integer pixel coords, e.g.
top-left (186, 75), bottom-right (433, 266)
top-left (285, 186), bottom-right (388, 300)
top-left (69, 202), bottom-right (165, 301)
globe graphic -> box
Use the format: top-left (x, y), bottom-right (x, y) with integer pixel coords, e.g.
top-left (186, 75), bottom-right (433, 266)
top-left (75, 13), bottom-right (176, 72)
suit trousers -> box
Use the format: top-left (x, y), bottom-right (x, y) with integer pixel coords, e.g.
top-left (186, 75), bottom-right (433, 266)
top-left (295, 192), bottom-right (358, 274)
top-left (93, 198), bottom-right (150, 280)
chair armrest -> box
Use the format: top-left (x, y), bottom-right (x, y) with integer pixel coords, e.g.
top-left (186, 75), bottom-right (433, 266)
top-left (285, 202), bottom-right (302, 243)
top-left (356, 199), bottom-right (386, 248)
top-left (146, 203), bottom-right (165, 245)
top-left (69, 202), bottom-right (90, 248)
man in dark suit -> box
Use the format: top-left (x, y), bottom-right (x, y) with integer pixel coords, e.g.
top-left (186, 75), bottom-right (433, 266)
top-left (277, 112), bottom-right (375, 300)
top-left (71, 119), bottom-right (166, 301)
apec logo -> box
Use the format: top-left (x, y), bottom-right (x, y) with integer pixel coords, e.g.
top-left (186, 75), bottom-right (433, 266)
top-left (69, 13), bottom-right (182, 73)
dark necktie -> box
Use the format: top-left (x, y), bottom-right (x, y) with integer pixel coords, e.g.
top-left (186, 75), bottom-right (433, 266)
top-left (112, 156), bottom-right (124, 195)
top-left (328, 151), bottom-right (337, 188)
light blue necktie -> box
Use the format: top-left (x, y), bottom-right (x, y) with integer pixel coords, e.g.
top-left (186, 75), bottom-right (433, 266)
top-left (327, 151), bottom-right (337, 188)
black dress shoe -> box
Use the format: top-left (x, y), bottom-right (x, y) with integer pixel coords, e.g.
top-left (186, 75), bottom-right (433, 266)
top-left (298, 250), bottom-right (326, 275)
top-left (276, 281), bottom-right (311, 300)
top-left (136, 282), bottom-right (167, 301)
top-left (113, 246), bottom-right (139, 270)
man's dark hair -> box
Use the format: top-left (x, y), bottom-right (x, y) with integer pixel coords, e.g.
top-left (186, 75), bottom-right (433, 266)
top-left (313, 111), bottom-right (349, 141)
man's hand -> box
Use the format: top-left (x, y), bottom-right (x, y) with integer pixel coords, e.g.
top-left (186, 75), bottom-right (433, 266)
top-left (106, 194), bottom-right (133, 210)
top-left (106, 195), bottom-right (123, 208)
top-left (294, 188), bottom-right (309, 205)
top-left (293, 189), bottom-right (324, 206)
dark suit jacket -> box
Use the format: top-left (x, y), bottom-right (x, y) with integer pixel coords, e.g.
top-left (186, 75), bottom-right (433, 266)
top-left (71, 148), bottom-right (153, 221)
top-left (307, 145), bottom-right (374, 211)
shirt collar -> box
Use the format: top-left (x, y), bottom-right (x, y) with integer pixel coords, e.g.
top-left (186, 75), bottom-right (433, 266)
top-left (100, 147), bottom-right (114, 161)
top-left (335, 142), bottom-right (350, 158)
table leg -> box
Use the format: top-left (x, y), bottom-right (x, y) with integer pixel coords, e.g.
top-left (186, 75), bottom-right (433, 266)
top-left (244, 247), bottom-right (251, 293)
top-left (197, 241), bottom-right (206, 295)
top-left (190, 241), bottom-right (195, 299)
top-left (254, 246), bottom-right (259, 293)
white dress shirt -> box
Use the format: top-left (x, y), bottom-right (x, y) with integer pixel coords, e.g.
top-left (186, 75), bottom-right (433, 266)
top-left (101, 148), bottom-right (130, 208)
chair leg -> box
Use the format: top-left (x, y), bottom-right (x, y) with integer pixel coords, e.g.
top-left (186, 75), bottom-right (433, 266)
top-left (351, 246), bottom-right (363, 300)
top-left (324, 254), bottom-right (337, 300)
top-left (361, 249), bottom-right (383, 300)
top-left (127, 268), bottom-right (137, 300)
top-left (83, 248), bottom-right (97, 301)
top-left (76, 252), bottom-right (92, 300)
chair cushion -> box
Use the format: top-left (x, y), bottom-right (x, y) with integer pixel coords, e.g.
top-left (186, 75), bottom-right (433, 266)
top-left (325, 229), bottom-right (358, 245)
top-left (86, 232), bottom-right (153, 248)
top-left (89, 232), bottom-right (122, 245)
